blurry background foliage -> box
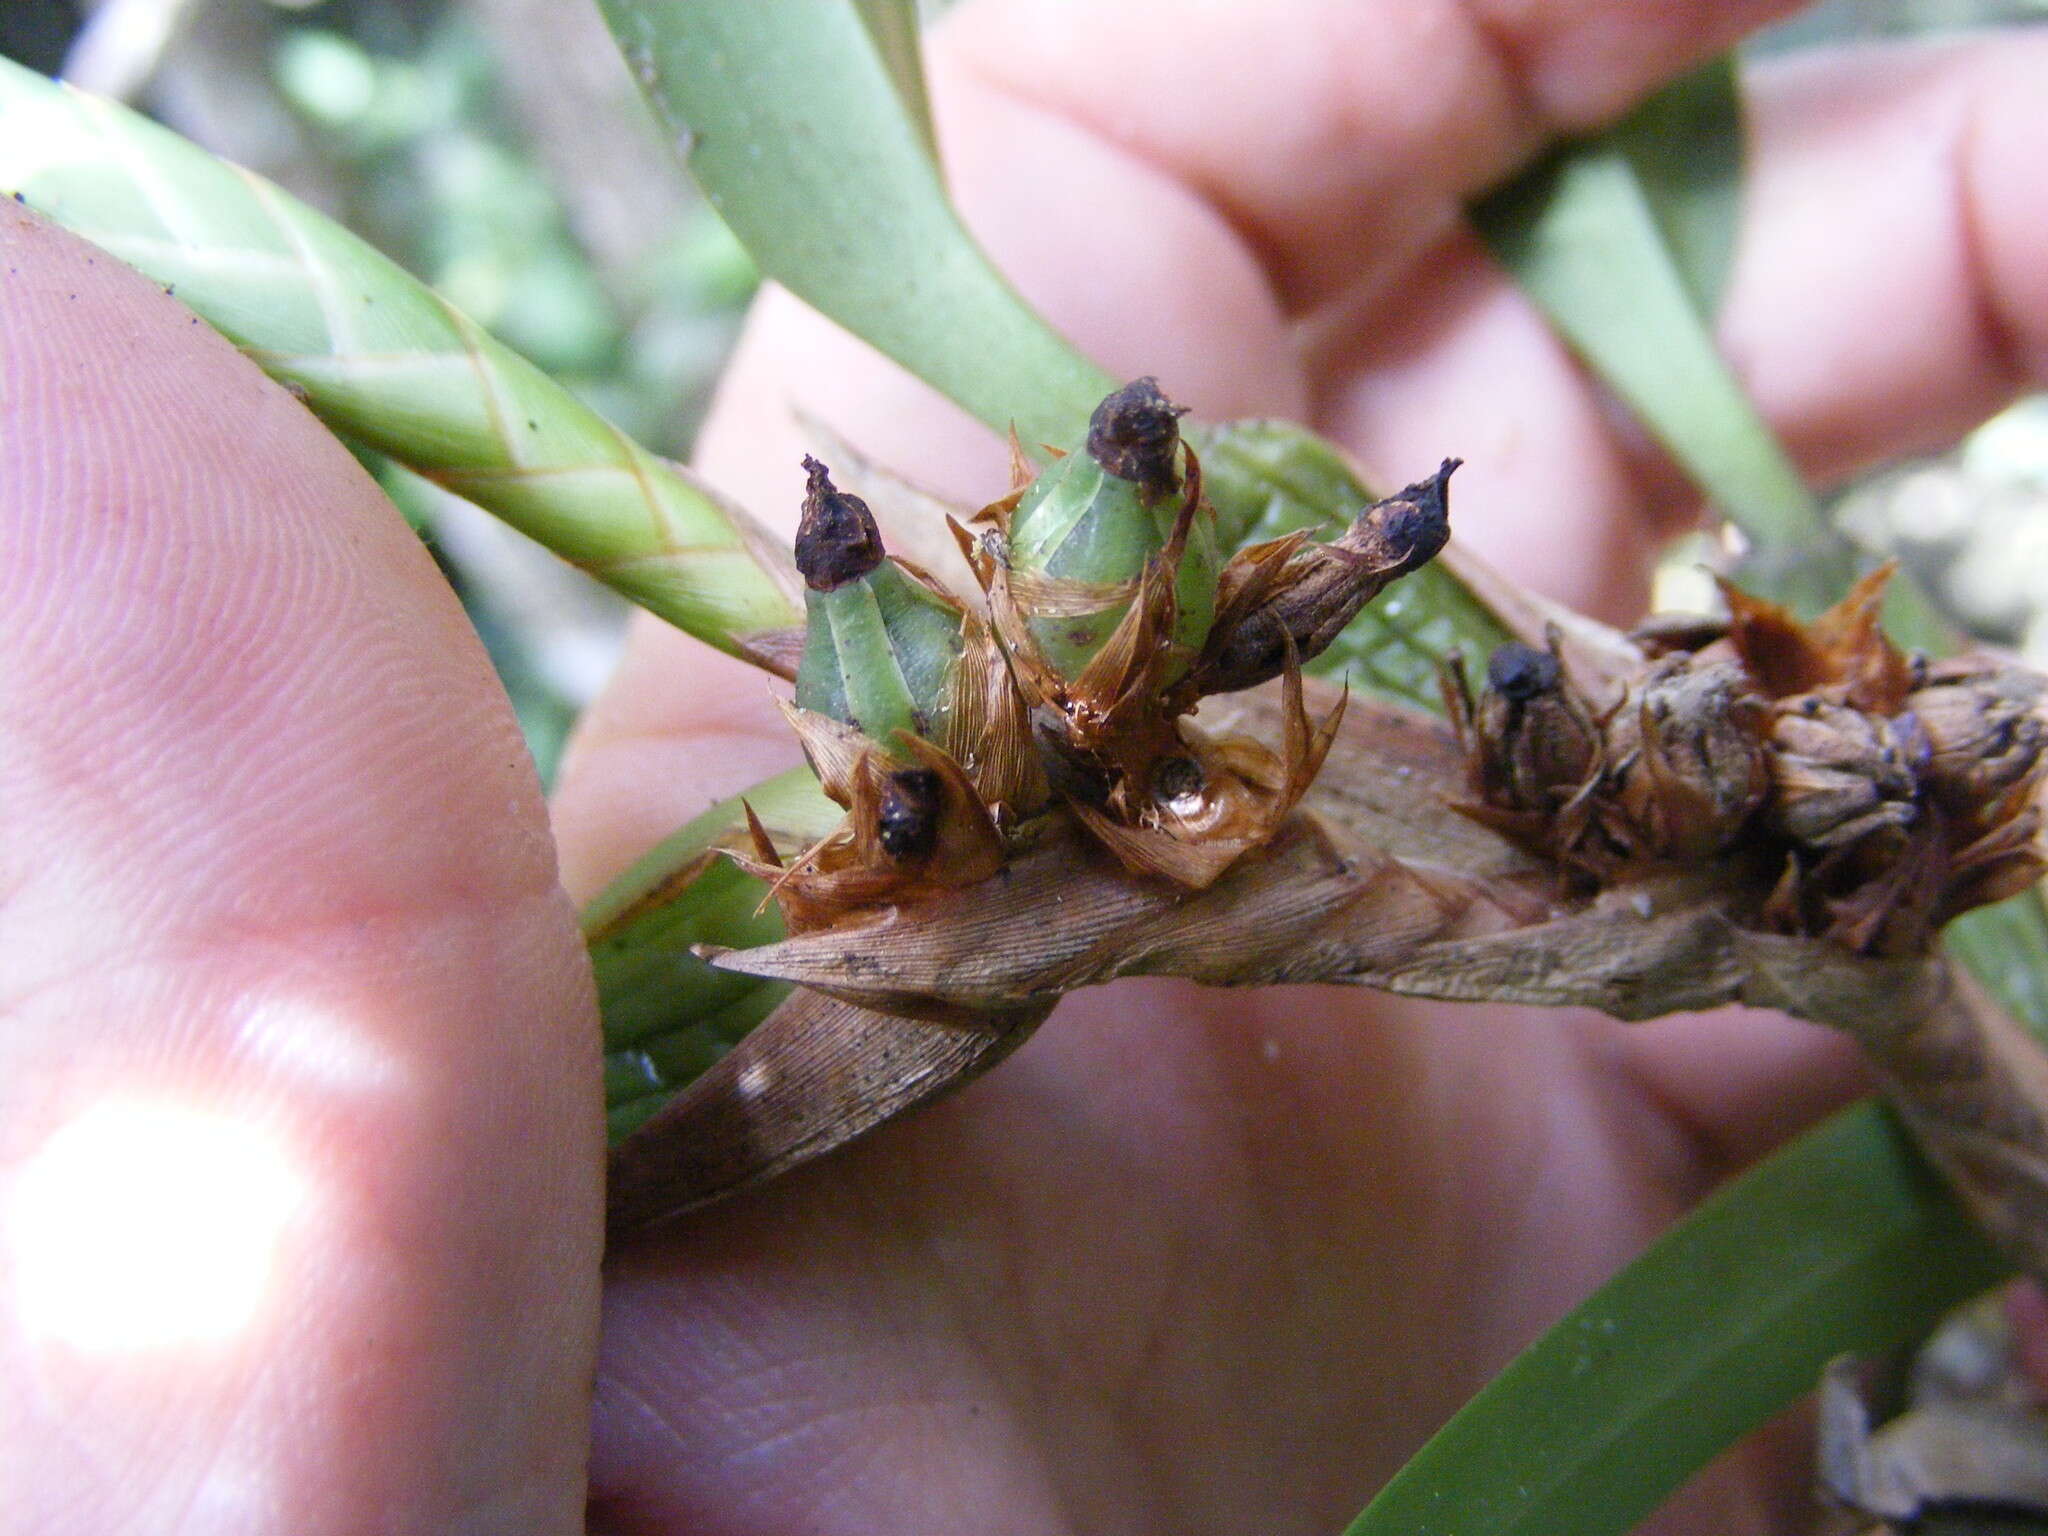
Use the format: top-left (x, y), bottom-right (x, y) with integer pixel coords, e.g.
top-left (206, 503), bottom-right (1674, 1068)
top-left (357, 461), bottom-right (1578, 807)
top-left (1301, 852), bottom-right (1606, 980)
top-left (4, 0), bottom-right (2048, 784)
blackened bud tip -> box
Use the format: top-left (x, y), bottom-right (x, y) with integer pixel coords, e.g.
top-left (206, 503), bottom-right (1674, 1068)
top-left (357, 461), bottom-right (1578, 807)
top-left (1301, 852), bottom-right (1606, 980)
top-left (795, 455), bottom-right (885, 591)
top-left (1087, 377), bottom-right (1186, 488)
top-left (1487, 641), bottom-right (1560, 703)
top-left (1364, 456), bottom-right (1457, 574)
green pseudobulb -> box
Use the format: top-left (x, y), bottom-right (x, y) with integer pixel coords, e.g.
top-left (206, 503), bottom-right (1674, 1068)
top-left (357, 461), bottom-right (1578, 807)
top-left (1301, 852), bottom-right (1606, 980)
top-left (791, 456), bottom-right (963, 754)
top-left (1006, 379), bottom-right (1219, 681)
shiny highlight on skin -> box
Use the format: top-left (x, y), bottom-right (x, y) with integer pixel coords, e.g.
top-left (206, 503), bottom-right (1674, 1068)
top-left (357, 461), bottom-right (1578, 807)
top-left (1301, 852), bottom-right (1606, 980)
top-left (9, 1099), bottom-right (308, 1352)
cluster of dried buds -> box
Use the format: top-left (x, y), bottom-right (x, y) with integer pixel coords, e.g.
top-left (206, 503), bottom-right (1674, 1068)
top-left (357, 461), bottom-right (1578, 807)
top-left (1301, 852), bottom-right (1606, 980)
top-left (741, 379), bottom-right (1453, 929)
top-left (1445, 567), bottom-right (2048, 956)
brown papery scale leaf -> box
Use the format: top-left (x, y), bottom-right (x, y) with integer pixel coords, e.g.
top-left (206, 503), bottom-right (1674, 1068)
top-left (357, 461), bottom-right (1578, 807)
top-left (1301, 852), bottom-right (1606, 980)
top-left (1718, 562), bottom-right (1917, 712)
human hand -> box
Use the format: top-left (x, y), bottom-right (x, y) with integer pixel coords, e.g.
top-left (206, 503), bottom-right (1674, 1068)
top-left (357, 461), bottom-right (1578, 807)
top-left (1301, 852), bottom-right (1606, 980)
top-left (5, 3), bottom-right (2047, 1534)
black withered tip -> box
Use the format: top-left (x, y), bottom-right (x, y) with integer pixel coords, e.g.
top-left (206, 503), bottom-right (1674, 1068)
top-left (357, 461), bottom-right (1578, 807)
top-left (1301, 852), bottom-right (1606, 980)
top-left (794, 455), bottom-right (886, 591)
top-left (1487, 641), bottom-right (1561, 703)
top-left (1378, 457), bottom-right (1459, 573)
top-left (877, 768), bottom-right (943, 861)
top-left (1086, 377), bottom-right (1186, 490)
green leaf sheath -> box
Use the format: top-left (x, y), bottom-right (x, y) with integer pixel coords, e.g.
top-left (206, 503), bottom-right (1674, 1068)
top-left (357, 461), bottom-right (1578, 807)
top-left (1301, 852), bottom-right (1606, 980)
top-left (597, 0), bottom-right (1115, 451)
top-left (1194, 420), bottom-right (1515, 712)
top-left (1347, 1103), bottom-right (2010, 1536)
top-left (1007, 441), bottom-right (1220, 677)
top-left (0, 59), bottom-right (801, 658)
top-left (585, 766), bottom-right (842, 1143)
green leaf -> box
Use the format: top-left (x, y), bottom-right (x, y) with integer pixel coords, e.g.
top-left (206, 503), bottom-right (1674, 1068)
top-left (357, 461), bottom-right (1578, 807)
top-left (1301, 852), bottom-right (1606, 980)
top-left (585, 765), bottom-right (842, 1143)
top-left (1347, 1103), bottom-right (2010, 1536)
top-left (0, 58), bottom-right (803, 659)
top-left (595, 0), bottom-right (1115, 450)
top-left (852, 0), bottom-right (937, 164)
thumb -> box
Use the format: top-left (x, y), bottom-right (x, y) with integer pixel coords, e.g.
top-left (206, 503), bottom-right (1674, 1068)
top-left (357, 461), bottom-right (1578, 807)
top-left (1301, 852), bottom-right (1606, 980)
top-left (0, 203), bottom-right (600, 1532)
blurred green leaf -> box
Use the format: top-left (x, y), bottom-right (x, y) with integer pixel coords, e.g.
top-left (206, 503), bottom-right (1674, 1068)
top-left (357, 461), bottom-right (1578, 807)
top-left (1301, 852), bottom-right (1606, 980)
top-left (1348, 1103), bottom-right (2010, 1536)
top-left (1604, 53), bottom-right (1743, 318)
top-left (595, 0), bottom-right (1115, 449)
top-left (852, 0), bottom-right (937, 163)
top-left (1946, 894), bottom-right (2048, 1046)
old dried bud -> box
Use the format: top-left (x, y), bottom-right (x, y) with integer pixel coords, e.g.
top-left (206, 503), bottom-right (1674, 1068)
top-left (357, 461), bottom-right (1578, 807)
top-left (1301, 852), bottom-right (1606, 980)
top-left (1909, 658), bottom-right (2047, 820)
top-left (1475, 639), bottom-right (1604, 817)
top-left (1445, 636), bottom-right (1615, 876)
top-left (1765, 696), bottom-right (1927, 851)
top-left (1190, 459), bottom-right (1457, 698)
top-left (1611, 658), bottom-right (1770, 859)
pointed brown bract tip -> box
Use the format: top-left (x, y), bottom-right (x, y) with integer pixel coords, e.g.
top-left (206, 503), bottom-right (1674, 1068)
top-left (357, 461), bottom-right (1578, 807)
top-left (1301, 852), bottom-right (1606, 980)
top-left (1086, 377), bottom-right (1186, 491)
top-left (1717, 563), bottom-right (1915, 712)
top-left (795, 454), bottom-right (886, 590)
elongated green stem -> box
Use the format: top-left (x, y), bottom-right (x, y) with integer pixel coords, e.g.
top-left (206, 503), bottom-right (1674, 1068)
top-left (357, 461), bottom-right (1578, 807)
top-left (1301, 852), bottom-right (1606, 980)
top-left (0, 58), bottom-right (803, 663)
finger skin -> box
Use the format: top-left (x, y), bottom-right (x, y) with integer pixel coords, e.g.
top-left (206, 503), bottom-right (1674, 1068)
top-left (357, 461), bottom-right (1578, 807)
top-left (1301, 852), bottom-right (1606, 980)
top-left (0, 205), bottom-right (601, 1534)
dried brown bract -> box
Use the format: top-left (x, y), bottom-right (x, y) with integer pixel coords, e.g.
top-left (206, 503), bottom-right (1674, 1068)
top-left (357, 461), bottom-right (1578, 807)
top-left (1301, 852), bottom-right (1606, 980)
top-left (737, 708), bottom-right (1007, 934)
